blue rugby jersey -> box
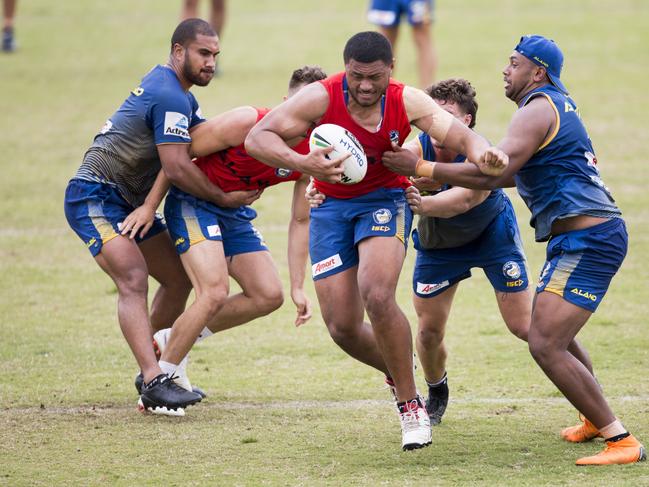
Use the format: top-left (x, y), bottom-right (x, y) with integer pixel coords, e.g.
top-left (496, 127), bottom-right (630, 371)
top-left (415, 132), bottom-right (506, 249)
top-left (514, 85), bottom-right (620, 242)
top-left (75, 65), bottom-right (205, 206)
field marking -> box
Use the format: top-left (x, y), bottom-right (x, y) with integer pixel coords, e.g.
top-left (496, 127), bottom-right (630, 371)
top-left (3, 395), bottom-right (649, 417)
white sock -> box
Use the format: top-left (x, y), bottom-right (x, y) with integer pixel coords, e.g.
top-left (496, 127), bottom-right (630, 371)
top-left (159, 360), bottom-right (178, 377)
top-left (196, 327), bottom-right (213, 343)
top-left (599, 419), bottom-right (626, 439)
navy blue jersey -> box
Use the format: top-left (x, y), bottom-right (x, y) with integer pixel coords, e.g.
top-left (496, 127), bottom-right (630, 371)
top-left (75, 65), bottom-right (205, 206)
top-left (515, 85), bottom-right (620, 242)
top-left (415, 132), bottom-right (506, 249)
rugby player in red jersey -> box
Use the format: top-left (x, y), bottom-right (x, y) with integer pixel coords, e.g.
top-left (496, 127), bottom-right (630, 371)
top-left (245, 31), bottom-right (507, 450)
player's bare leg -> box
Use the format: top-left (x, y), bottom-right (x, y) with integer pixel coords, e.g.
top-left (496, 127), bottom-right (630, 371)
top-left (411, 22), bottom-right (436, 88)
top-left (315, 267), bottom-right (388, 375)
top-left (139, 232), bottom-right (192, 332)
top-left (160, 240), bottom-right (229, 374)
top-left (205, 250), bottom-right (284, 333)
top-left (94, 236), bottom-right (161, 383)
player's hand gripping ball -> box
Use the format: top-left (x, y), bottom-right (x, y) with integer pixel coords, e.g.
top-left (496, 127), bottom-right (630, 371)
top-left (309, 123), bottom-right (367, 184)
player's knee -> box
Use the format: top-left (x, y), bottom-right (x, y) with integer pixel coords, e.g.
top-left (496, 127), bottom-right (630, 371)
top-left (362, 287), bottom-right (395, 318)
top-left (196, 286), bottom-right (228, 316)
top-left (507, 320), bottom-right (529, 342)
top-left (115, 267), bottom-right (149, 297)
top-left (527, 327), bottom-right (556, 364)
top-left (326, 319), bottom-right (358, 345)
top-left (256, 286), bottom-right (284, 315)
top-left (417, 323), bottom-right (445, 349)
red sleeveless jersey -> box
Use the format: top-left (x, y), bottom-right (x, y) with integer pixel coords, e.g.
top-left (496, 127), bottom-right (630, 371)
top-left (193, 107), bottom-right (303, 192)
top-left (314, 72), bottom-right (411, 198)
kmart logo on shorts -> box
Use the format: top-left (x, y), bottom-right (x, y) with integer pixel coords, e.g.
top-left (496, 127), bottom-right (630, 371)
top-left (207, 224), bottom-right (221, 237)
top-left (416, 280), bottom-right (449, 295)
top-left (312, 254), bottom-right (342, 277)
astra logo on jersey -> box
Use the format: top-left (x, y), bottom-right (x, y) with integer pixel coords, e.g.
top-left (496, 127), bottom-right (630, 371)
top-left (502, 261), bottom-right (521, 279)
top-left (164, 112), bottom-right (190, 139)
top-left (373, 208), bottom-right (392, 225)
top-left (571, 288), bottom-right (598, 302)
top-left (275, 168), bottom-right (293, 178)
top-left (312, 254), bottom-right (342, 277)
top-left (100, 119), bottom-right (113, 135)
top-left (416, 280), bottom-right (450, 295)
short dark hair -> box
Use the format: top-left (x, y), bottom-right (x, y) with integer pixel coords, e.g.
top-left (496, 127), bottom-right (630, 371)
top-left (343, 31), bottom-right (392, 65)
top-left (288, 65), bottom-right (328, 90)
top-left (426, 78), bottom-right (478, 128)
top-left (170, 18), bottom-right (216, 51)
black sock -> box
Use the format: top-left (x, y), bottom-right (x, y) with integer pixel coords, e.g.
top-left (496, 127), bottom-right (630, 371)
top-left (605, 432), bottom-right (630, 443)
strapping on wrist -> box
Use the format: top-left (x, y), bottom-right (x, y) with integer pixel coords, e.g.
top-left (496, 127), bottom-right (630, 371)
top-left (415, 159), bottom-right (436, 179)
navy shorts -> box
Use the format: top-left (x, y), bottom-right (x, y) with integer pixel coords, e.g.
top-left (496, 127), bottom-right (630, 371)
top-left (367, 0), bottom-right (434, 27)
top-left (64, 178), bottom-right (166, 256)
top-left (536, 217), bottom-right (627, 312)
top-left (412, 199), bottom-right (528, 297)
top-left (164, 186), bottom-right (267, 257)
top-left (309, 187), bottom-right (412, 280)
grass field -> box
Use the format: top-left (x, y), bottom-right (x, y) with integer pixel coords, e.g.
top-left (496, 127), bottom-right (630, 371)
top-left (1, 0), bottom-right (649, 485)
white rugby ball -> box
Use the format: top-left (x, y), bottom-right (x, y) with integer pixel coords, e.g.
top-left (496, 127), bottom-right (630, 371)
top-left (309, 123), bottom-right (367, 184)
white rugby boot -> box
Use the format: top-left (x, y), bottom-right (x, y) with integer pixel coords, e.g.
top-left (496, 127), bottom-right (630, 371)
top-left (398, 396), bottom-right (432, 451)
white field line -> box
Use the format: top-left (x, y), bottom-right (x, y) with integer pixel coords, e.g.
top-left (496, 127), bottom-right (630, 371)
top-left (3, 395), bottom-right (649, 416)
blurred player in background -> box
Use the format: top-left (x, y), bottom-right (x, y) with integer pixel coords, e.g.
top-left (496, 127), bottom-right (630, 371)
top-left (124, 66), bottom-right (328, 395)
top-left (383, 34), bottom-right (645, 465)
top-left (182, 0), bottom-right (226, 74)
top-left (2, 0), bottom-right (17, 52)
top-left (367, 0), bottom-right (437, 87)
top-left (245, 31), bottom-right (507, 451)
top-left (64, 19), bottom-right (256, 416)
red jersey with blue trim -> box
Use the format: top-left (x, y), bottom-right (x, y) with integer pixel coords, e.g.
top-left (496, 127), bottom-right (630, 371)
top-left (194, 108), bottom-right (303, 192)
top-left (314, 72), bottom-right (411, 198)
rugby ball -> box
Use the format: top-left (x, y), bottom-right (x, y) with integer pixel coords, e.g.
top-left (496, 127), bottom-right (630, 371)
top-left (309, 123), bottom-right (367, 184)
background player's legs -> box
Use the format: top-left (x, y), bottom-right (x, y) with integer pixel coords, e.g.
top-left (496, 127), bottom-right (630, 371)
top-left (139, 232), bottom-right (192, 332)
top-left (94, 236), bottom-right (161, 383)
top-left (209, 0), bottom-right (226, 38)
top-left (181, 0), bottom-right (200, 20)
top-left (411, 22), bottom-right (436, 88)
top-left (205, 250), bottom-right (284, 333)
top-left (528, 291), bottom-right (615, 429)
top-left (160, 240), bottom-right (229, 369)
top-left (315, 267), bottom-right (389, 375)
top-left (414, 284), bottom-right (458, 383)
top-left (2, 0), bottom-right (16, 52)
top-left (357, 236), bottom-right (415, 402)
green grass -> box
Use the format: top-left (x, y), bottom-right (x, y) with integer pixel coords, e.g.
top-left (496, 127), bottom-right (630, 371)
top-left (1, 0), bottom-right (649, 485)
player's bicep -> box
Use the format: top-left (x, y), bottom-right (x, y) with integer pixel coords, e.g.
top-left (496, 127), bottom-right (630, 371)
top-left (255, 83), bottom-right (328, 140)
top-left (190, 106), bottom-right (257, 157)
top-left (498, 98), bottom-right (556, 175)
top-left (156, 143), bottom-right (192, 174)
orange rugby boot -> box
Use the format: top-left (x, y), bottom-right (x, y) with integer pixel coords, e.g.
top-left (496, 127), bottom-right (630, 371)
top-left (575, 435), bottom-right (646, 466)
top-left (561, 415), bottom-right (601, 443)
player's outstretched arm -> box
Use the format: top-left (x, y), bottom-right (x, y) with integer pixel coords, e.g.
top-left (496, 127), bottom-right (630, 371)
top-left (288, 176), bottom-right (313, 326)
top-left (189, 106), bottom-right (259, 157)
top-left (245, 83), bottom-right (344, 183)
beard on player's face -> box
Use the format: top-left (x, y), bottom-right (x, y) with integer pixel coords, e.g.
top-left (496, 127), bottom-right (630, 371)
top-left (183, 53), bottom-right (214, 87)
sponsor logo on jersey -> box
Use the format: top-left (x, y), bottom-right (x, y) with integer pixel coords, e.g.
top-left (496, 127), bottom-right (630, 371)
top-left (164, 112), bottom-right (191, 139)
top-left (312, 253), bottom-right (342, 277)
top-left (131, 86), bottom-right (144, 96)
top-left (585, 151), bottom-right (598, 167)
top-left (371, 225), bottom-right (390, 232)
top-left (416, 280), bottom-right (450, 295)
top-left (571, 288), bottom-right (598, 302)
top-left (207, 224), bottom-right (221, 237)
top-left (506, 279), bottom-right (524, 288)
top-left (373, 208), bottom-right (392, 224)
top-left (503, 261), bottom-right (521, 279)
top-left (275, 168), bottom-right (293, 178)
top-left (100, 119), bottom-right (113, 135)
top-left (389, 130), bottom-right (400, 144)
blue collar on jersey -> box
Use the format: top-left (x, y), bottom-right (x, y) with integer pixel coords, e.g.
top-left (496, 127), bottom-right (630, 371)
top-left (342, 75), bottom-right (386, 123)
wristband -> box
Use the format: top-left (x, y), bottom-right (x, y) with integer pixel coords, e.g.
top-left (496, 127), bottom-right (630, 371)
top-left (415, 159), bottom-right (436, 179)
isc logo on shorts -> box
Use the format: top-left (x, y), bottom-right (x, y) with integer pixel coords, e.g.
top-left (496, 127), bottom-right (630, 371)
top-left (312, 254), bottom-right (342, 277)
top-left (416, 280), bottom-right (450, 295)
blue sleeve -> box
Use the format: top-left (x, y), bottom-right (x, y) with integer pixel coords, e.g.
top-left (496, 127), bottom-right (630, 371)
top-left (188, 92), bottom-right (206, 129)
top-left (149, 87), bottom-right (194, 145)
